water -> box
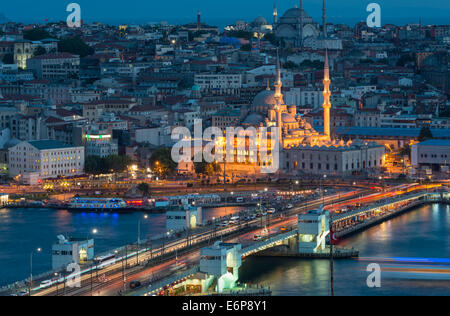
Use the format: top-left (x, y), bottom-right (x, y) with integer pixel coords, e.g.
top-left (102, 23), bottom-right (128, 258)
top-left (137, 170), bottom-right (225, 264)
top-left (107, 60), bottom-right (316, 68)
top-left (239, 203), bottom-right (450, 296)
top-left (0, 205), bottom-right (244, 286)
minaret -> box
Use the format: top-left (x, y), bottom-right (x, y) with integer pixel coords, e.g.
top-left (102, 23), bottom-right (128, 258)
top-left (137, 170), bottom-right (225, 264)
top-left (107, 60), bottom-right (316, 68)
top-left (197, 11), bottom-right (201, 31)
top-left (297, 0), bottom-right (304, 48)
top-left (274, 50), bottom-right (283, 104)
top-left (322, 0), bottom-right (327, 38)
top-left (274, 50), bottom-right (283, 146)
top-left (322, 49), bottom-right (331, 139)
top-left (273, 1), bottom-right (278, 25)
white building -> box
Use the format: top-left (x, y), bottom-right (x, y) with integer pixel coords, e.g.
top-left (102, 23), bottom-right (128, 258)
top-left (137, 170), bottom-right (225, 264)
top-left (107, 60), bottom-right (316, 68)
top-left (199, 242), bottom-right (242, 293)
top-left (194, 73), bottom-right (242, 95)
top-left (8, 140), bottom-right (85, 179)
top-left (166, 206), bottom-right (203, 233)
top-left (52, 235), bottom-right (94, 270)
top-left (411, 140), bottom-right (450, 172)
top-left (26, 53), bottom-right (80, 80)
top-left (284, 139), bottom-right (385, 176)
top-left (298, 208), bottom-right (329, 253)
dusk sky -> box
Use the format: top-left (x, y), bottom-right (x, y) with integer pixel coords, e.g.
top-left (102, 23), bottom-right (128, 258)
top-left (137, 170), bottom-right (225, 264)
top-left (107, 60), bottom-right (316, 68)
top-left (2, 0), bottom-right (450, 26)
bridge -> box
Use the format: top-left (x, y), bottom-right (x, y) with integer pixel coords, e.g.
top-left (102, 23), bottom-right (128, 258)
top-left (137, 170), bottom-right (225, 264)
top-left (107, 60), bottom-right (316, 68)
top-left (133, 189), bottom-right (450, 296)
top-left (6, 185), bottom-right (448, 297)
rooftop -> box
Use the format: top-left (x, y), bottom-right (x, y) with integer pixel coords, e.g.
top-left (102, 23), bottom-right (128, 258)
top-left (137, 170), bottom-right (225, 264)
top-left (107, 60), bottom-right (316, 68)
top-left (28, 140), bottom-right (76, 150)
top-left (417, 139), bottom-right (450, 147)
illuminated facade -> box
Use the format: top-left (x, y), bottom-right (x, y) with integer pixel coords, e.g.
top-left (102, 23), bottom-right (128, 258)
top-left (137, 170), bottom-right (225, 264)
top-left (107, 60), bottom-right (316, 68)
top-left (8, 140), bottom-right (85, 179)
top-left (85, 133), bottom-right (118, 158)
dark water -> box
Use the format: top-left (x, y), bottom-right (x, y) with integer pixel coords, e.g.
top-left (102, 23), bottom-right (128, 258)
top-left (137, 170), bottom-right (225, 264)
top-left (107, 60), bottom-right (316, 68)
top-left (239, 204), bottom-right (450, 296)
top-left (0, 206), bottom-right (244, 286)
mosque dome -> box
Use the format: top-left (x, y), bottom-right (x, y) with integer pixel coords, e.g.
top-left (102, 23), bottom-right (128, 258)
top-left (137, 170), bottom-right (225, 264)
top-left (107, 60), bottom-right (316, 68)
top-left (252, 89), bottom-right (279, 112)
top-left (242, 113), bottom-right (266, 125)
top-left (279, 8), bottom-right (313, 24)
top-left (253, 16), bottom-right (268, 26)
top-left (282, 112), bottom-right (297, 124)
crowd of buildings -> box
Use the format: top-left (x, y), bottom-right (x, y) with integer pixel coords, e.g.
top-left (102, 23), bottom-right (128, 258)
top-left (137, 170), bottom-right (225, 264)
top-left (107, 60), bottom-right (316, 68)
top-left (0, 1), bottom-right (449, 184)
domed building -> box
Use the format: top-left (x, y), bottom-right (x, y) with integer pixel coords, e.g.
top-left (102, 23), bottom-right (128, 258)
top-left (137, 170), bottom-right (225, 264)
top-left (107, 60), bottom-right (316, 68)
top-left (242, 54), bottom-right (326, 147)
top-left (275, 7), bottom-right (319, 45)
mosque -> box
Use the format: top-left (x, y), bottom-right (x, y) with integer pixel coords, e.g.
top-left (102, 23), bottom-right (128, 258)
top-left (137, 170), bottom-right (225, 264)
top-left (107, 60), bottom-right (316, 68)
top-left (221, 50), bottom-right (385, 177)
top-left (272, 0), bottom-right (342, 50)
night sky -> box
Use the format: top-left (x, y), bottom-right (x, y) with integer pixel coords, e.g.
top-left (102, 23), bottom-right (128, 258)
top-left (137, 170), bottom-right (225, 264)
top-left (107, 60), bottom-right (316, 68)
top-left (3, 0), bottom-right (450, 26)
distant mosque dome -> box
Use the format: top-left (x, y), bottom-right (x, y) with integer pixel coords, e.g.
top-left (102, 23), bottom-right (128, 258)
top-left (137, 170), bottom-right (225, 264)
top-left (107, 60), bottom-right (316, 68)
top-left (279, 8), bottom-right (313, 24)
top-left (252, 16), bottom-right (269, 27)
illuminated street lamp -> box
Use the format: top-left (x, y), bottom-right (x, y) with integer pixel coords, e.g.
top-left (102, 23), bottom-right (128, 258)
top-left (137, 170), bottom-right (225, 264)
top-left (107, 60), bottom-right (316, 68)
top-left (137, 214), bottom-right (149, 264)
top-left (29, 247), bottom-right (42, 296)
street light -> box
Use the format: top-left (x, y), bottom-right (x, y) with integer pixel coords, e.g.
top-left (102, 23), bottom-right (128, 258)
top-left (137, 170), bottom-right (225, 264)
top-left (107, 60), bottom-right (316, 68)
top-left (29, 247), bottom-right (42, 296)
top-left (137, 214), bottom-right (149, 264)
top-left (90, 228), bottom-right (98, 296)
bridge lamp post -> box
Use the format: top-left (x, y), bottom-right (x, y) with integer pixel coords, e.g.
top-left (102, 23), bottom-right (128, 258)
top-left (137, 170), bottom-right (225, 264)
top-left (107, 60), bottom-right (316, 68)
top-left (137, 214), bottom-right (149, 265)
top-left (29, 247), bottom-right (42, 296)
top-left (90, 228), bottom-right (98, 296)
top-left (322, 175), bottom-right (327, 207)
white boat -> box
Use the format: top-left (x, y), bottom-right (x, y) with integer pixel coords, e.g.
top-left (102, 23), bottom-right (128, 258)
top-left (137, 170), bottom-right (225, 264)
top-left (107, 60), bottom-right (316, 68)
top-left (69, 198), bottom-right (128, 211)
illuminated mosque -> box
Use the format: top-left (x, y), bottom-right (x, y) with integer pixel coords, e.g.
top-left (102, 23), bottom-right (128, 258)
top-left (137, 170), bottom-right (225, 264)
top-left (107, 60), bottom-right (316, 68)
top-left (236, 50), bottom-right (385, 177)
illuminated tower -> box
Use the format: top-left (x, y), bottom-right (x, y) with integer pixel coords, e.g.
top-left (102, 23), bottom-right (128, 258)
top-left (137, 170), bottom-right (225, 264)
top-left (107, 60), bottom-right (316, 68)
top-left (322, 49), bottom-right (331, 139)
top-left (197, 11), bottom-right (201, 31)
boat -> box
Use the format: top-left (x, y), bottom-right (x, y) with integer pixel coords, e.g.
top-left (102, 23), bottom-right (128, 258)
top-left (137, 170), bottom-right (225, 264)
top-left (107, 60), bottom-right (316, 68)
top-left (69, 197), bottom-right (129, 212)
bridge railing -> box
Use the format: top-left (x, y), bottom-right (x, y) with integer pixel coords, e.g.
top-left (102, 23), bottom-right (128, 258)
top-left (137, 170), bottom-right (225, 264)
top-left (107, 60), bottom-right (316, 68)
top-left (241, 229), bottom-right (297, 257)
top-left (132, 266), bottom-right (200, 296)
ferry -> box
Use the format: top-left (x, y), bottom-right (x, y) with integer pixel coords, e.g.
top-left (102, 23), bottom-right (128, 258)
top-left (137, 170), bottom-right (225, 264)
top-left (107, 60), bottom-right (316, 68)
top-left (69, 197), bottom-right (129, 212)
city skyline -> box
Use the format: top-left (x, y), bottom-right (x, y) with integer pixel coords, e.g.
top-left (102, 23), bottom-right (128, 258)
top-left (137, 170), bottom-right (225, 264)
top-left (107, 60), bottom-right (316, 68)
top-left (2, 0), bottom-right (450, 26)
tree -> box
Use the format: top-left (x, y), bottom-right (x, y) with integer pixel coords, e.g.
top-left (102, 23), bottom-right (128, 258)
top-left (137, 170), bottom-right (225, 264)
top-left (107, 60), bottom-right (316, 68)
top-left (84, 155), bottom-right (131, 174)
top-left (263, 32), bottom-right (278, 45)
top-left (2, 53), bottom-right (14, 64)
top-left (58, 36), bottom-right (94, 57)
top-left (23, 28), bottom-right (52, 41)
top-left (34, 46), bottom-right (47, 57)
top-left (418, 127), bottom-right (433, 142)
top-left (399, 144), bottom-right (411, 157)
top-left (149, 148), bottom-right (177, 177)
top-left (85, 156), bottom-right (104, 174)
top-left (137, 182), bottom-right (150, 197)
top-left (105, 155), bottom-right (131, 173)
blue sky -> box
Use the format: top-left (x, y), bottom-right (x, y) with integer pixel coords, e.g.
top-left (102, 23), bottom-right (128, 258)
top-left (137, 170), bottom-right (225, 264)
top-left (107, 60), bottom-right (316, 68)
top-left (4, 0), bottom-right (450, 26)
